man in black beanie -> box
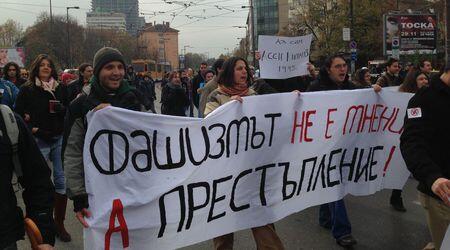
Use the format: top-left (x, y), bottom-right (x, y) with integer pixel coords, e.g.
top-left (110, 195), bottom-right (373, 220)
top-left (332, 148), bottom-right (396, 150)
top-left (63, 47), bottom-right (145, 227)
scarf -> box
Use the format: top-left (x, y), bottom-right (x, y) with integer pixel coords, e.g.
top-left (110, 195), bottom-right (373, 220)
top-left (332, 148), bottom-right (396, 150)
top-left (90, 75), bottom-right (132, 101)
top-left (218, 81), bottom-right (249, 97)
top-left (35, 77), bottom-right (58, 98)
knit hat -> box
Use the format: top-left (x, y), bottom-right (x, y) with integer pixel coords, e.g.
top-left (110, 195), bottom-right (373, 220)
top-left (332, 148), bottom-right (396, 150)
top-left (92, 47), bottom-right (126, 78)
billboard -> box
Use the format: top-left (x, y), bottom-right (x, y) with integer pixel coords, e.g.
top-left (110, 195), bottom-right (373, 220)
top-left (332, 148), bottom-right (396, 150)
top-left (0, 47), bottom-right (26, 68)
top-left (383, 14), bottom-right (437, 55)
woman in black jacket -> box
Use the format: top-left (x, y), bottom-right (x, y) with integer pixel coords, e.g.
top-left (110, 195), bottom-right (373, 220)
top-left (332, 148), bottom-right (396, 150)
top-left (14, 54), bottom-right (71, 242)
top-left (161, 71), bottom-right (189, 116)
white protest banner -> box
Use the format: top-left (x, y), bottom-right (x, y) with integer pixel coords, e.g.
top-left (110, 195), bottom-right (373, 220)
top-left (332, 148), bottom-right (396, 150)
top-left (83, 89), bottom-right (412, 250)
top-left (258, 34), bottom-right (312, 79)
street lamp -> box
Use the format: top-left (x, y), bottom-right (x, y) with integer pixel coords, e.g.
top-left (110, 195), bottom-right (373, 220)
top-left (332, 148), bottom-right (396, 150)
top-left (66, 6), bottom-right (79, 69)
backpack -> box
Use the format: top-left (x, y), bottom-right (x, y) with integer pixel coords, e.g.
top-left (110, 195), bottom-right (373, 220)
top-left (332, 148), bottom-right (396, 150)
top-left (0, 104), bottom-right (22, 177)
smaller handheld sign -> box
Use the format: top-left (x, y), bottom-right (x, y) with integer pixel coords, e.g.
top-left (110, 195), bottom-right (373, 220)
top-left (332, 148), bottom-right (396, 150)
top-left (258, 34), bottom-right (312, 79)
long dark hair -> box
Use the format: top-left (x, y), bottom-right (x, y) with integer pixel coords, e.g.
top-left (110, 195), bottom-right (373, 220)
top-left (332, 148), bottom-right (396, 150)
top-left (319, 54), bottom-right (347, 81)
top-left (217, 56), bottom-right (251, 87)
top-left (2, 62), bottom-right (21, 81)
top-left (28, 54), bottom-right (58, 83)
top-left (354, 68), bottom-right (370, 87)
top-left (399, 68), bottom-right (427, 93)
top-left (78, 62), bottom-right (92, 79)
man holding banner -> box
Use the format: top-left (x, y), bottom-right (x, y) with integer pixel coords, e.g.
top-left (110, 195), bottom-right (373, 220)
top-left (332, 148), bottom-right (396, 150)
top-left (401, 67), bottom-right (450, 250)
top-left (307, 54), bottom-right (382, 248)
top-left (64, 47), bottom-right (146, 227)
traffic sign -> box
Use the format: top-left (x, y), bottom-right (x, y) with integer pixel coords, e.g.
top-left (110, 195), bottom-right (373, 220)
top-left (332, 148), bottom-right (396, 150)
top-left (349, 41), bottom-right (357, 49)
top-left (343, 28), bottom-right (351, 41)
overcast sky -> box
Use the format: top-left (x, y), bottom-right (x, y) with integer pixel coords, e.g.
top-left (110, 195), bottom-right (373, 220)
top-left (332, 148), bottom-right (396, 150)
top-left (0, 0), bottom-right (249, 57)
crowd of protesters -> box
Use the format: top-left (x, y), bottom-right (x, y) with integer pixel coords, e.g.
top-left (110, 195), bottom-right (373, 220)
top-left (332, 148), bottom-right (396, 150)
top-left (1, 46), bottom-right (449, 250)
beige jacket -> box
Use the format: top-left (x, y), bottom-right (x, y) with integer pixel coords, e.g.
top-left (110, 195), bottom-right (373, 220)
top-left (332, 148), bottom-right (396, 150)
top-left (198, 76), bottom-right (218, 116)
top-left (204, 88), bottom-right (256, 116)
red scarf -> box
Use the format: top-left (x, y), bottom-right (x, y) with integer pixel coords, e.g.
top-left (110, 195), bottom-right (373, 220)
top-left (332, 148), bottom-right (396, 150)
top-left (218, 81), bottom-right (249, 97)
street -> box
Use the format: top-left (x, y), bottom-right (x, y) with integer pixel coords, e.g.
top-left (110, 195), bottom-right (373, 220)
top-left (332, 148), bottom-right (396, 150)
top-left (16, 85), bottom-right (430, 250)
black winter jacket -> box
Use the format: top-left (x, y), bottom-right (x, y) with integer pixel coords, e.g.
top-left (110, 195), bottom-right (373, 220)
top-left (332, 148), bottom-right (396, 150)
top-left (66, 78), bottom-right (86, 104)
top-left (15, 82), bottom-right (68, 142)
top-left (400, 75), bottom-right (450, 200)
top-left (307, 69), bottom-right (356, 92)
top-left (161, 83), bottom-right (189, 116)
top-left (0, 113), bottom-right (55, 248)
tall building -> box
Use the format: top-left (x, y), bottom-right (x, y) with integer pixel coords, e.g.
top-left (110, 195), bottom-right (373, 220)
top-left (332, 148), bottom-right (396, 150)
top-left (86, 12), bottom-right (127, 31)
top-left (138, 22), bottom-right (180, 71)
top-left (91, 0), bottom-right (145, 35)
top-left (248, 0), bottom-right (289, 52)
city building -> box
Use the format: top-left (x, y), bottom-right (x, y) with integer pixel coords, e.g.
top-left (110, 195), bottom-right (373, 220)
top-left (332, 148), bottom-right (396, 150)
top-left (91, 0), bottom-right (145, 35)
top-left (247, 0), bottom-right (289, 52)
top-left (138, 22), bottom-right (180, 71)
top-left (86, 12), bottom-right (126, 31)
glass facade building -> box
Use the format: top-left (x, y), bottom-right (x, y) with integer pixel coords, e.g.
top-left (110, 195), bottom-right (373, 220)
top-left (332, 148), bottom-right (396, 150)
top-left (91, 0), bottom-right (145, 36)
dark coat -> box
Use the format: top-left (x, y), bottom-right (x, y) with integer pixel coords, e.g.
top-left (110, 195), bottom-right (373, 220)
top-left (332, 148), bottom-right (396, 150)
top-left (161, 83), bottom-right (189, 116)
top-left (137, 78), bottom-right (156, 109)
top-left (66, 78), bottom-right (85, 104)
top-left (400, 75), bottom-right (450, 200)
top-left (307, 69), bottom-right (356, 92)
top-left (264, 75), bottom-right (313, 93)
top-left (15, 82), bottom-right (68, 142)
top-left (0, 113), bottom-right (55, 248)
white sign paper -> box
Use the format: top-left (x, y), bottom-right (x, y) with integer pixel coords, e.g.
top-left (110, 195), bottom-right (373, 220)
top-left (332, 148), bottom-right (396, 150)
top-left (258, 34), bottom-right (312, 79)
top-left (83, 89), bottom-right (412, 250)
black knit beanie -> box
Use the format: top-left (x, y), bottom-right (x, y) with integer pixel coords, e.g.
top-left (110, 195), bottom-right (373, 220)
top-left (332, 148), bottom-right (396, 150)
top-left (93, 47), bottom-right (126, 78)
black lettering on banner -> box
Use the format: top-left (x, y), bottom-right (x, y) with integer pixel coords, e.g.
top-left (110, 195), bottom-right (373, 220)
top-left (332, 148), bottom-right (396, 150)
top-left (279, 162), bottom-right (297, 200)
top-left (226, 117), bottom-right (250, 157)
top-left (207, 175), bottom-right (233, 223)
top-left (339, 148), bottom-right (358, 182)
top-left (307, 157), bottom-right (318, 192)
top-left (369, 146), bottom-right (383, 181)
top-left (250, 117), bottom-right (265, 149)
top-left (158, 186), bottom-right (186, 238)
top-left (186, 182), bottom-right (210, 230)
top-left (354, 148), bottom-right (372, 182)
top-left (90, 129), bottom-right (129, 175)
top-left (130, 130), bottom-right (152, 172)
top-left (230, 169), bottom-right (252, 212)
top-left (185, 127), bottom-right (210, 166)
top-left (297, 157), bottom-right (317, 195)
top-left (264, 113), bottom-right (282, 147)
top-left (312, 154), bottom-right (327, 191)
top-left (208, 123), bottom-right (226, 159)
top-left (153, 129), bottom-right (186, 170)
top-left (327, 149), bottom-right (342, 187)
top-left (255, 163), bottom-right (276, 206)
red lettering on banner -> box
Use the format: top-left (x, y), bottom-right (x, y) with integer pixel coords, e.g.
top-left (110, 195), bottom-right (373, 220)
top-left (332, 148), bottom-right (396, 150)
top-left (291, 110), bottom-right (316, 143)
top-left (105, 199), bottom-right (129, 250)
top-left (325, 108), bottom-right (337, 139)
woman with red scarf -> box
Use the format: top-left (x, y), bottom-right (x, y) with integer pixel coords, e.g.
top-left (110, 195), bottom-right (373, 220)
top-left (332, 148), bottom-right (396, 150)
top-left (204, 57), bottom-right (284, 250)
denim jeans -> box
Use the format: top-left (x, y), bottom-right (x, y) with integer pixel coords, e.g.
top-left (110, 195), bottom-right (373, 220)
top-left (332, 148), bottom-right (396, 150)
top-left (319, 199), bottom-right (352, 239)
top-left (36, 135), bottom-right (65, 194)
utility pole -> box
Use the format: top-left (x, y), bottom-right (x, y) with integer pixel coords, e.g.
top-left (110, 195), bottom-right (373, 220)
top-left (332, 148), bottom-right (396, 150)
top-left (242, 3), bottom-right (256, 67)
top-left (446, 0), bottom-right (450, 64)
top-left (49, 0), bottom-right (53, 24)
top-left (349, 0), bottom-right (356, 74)
top-left (66, 6), bottom-right (79, 69)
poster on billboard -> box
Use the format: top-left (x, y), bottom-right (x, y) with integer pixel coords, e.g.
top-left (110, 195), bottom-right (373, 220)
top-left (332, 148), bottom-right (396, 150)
top-left (384, 14), bottom-right (437, 55)
top-left (0, 48), bottom-right (26, 68)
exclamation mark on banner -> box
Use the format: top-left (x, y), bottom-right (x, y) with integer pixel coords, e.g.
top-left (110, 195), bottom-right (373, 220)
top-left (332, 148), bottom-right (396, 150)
top-left (383, 146), bottom-right (396, 177)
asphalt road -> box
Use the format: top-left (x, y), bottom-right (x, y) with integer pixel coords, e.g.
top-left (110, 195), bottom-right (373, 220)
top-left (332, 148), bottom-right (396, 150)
top-left (17, 85), bottom-right (430, 249)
